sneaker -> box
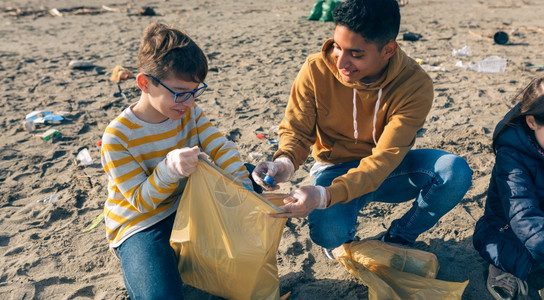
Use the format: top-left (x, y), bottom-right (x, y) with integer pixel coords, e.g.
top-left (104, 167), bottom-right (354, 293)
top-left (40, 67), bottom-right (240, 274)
top-left (486, 264), bottom-right (528, 300)
top-left (380, 229), bottom-right (413, 246)
top-left (323, 247), bottom-right (336, 261)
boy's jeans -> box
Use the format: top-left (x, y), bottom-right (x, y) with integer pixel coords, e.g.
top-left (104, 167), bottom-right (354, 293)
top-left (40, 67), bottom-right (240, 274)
top-left (114, 213), bottom-right (184, 300)
top-left (308, 149), bottom-right (473, 249)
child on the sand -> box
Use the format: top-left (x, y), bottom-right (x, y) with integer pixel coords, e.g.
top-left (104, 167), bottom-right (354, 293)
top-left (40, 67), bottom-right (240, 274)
top-left (473, 76), bottom-right (544, 300)
top-left (100, 22), bottom-right (253, 299)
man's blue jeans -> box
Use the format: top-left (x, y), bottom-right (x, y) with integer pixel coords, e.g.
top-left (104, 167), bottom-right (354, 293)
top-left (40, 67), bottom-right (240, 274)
top-left (308, 149), bottom-right (473, 249)
top-left (114, 213), bottom-right (183, 300)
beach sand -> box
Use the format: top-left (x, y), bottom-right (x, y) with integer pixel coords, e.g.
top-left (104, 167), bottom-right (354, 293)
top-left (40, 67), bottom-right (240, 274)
top-left (1, 0), bottom-right (543, 299)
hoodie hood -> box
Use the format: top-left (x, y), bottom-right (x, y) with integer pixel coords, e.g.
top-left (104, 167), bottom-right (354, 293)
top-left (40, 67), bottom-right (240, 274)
top-left (320, 38), bottom-right (409, 91)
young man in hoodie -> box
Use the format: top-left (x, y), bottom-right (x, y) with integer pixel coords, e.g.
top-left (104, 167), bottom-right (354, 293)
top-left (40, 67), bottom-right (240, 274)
top-left (252, 0), bottom-right (473, 258)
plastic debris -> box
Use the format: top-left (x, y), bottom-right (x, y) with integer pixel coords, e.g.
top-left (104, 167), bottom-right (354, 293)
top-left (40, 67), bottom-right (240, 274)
top-left (39, 129), bottom-right (60, 141)
top-left (256, 133), bottom-right (265, 140)
top-left (37, 193), bottom-right (59, 203)
top-left (456, 56), bottom-right (507, 73)
top-left (249, 152), bottom-right (264, 160)
top-left (403, 32), bottom-right (422, 41)
top-left (68, 60), bottom-right (94, 69)
top-left (452, 45), bottom-right (471, 57)
top-left (137, 7), bottom-right (156, 16)
top-left (82, 212), bottom-right (105, 232)
top-left (421, 65), bottom-right (446, 72)
top-left (26, 110), bottom-right (64, 124)
top-left (76, 148), bottom-right (94, 166)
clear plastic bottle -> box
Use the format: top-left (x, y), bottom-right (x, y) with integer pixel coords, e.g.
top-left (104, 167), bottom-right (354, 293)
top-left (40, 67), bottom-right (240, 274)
top-left (468, 56), bottom-right (507, 73)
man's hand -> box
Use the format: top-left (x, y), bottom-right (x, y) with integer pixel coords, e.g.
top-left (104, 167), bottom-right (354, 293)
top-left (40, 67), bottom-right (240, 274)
top-left (252, 157), bottom-right (294, 190)
top-left (270, 185), bottom-right (330, 218)
top-left (165, 146), bottom-right (201, 178)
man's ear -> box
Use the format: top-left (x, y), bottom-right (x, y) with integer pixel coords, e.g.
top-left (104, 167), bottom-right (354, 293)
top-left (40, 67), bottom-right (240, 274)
top-left (136, 73), bottom-right (150, 93)
top-left (526, 115), bottom-right (538, 130)
top-left (381, 40), bottom-right (398, 60)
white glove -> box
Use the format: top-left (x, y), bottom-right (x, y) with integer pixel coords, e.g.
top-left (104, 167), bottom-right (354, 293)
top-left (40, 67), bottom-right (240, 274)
top-left (165, 146), bottom-right (201, 179)
top-left (252, 157), bottom-right (295, 190)
top-left (271, 185), bottom-right (330, 218)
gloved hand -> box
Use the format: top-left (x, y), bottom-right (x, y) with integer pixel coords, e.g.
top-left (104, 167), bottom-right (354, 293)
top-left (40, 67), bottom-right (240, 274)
top-left (251, 157), bottom-right (295, 190)
top-left (270, 185), bottom-right (330, 218)
top-left (165, 146), bottom-right (201, 179)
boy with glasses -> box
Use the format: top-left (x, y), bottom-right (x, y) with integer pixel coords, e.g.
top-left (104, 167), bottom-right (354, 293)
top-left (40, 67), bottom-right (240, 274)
top-left (252, 0), bottom-right (473, 259)
top-left (100, 22), bottom-right (253, 299)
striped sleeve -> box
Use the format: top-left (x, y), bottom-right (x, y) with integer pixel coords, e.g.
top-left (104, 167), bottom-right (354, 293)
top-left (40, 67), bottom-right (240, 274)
top-left (101, 116), bottom-right (181, 213)
top-left (192, 107), bottom-right (252, 188)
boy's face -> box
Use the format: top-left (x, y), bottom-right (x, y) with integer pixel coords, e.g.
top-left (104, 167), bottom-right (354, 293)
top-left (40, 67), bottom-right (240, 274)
top-left (142, 75), bottom-right (201, 123)
top-left (332, 25), bottom-right (396, 84)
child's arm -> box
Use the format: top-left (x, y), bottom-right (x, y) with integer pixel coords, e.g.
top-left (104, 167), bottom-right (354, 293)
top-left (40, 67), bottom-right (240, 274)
top-left (101, 132), bottom-right (189, 212)
top-left (192, 107), bottom-right (253, 189)
top-left (495, 149), bottom-right (544, 262)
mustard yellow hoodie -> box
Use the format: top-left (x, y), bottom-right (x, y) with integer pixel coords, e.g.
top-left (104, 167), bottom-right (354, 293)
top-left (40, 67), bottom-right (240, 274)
top-left (274, 39), bottom-right (433, 206)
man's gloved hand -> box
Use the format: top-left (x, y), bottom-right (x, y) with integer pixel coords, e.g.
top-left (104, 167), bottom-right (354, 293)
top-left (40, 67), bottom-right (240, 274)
top-left (165, 146), bottom-right (201, 178)
top-left (270, 185), bottom-right (330, 218)
top-left (251, 157), bottom-right (295, 190)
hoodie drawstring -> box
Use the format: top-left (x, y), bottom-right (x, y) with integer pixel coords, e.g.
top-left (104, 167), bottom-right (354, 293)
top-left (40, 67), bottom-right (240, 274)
top-left (352, 88), bottom-right (382, 145)
top-left (352, 89), bottom-right (358, 144)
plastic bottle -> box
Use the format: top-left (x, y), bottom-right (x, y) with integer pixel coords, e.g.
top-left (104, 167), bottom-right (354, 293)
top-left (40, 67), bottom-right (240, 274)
top-left (468, 56), bottom-right (507, 73)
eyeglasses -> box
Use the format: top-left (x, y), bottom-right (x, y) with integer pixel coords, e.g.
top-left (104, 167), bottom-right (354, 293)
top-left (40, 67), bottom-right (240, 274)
top-left (144, 74), bottom-right (207, 103)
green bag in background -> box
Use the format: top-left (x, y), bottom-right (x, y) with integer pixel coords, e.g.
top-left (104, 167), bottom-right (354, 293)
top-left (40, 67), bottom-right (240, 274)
top-left (307, 0), bottom-right (324, 20)
top-left (319, 0), bottom-right (341, 22)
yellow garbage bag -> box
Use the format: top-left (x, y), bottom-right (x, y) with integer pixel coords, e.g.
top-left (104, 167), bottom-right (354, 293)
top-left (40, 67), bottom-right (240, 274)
top-left (170, 158), bottom-right (287, 300)
top-left (333, 240), bottom-right (469, 300)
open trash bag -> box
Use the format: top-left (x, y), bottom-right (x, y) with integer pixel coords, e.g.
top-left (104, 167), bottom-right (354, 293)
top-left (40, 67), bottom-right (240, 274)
top-left (333, 240), bottom-right (469, 300)
top-left (170, 158), bottom-right (287, 300)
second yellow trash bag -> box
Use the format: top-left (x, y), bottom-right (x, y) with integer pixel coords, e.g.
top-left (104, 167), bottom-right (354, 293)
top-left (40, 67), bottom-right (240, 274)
top-left (170, 158), bottom-right (287, 300)
top-left (333, 240), bottom-right (469, 300)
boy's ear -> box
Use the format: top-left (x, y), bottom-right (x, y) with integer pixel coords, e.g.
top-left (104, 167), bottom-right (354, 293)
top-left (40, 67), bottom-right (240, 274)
top-left (381, 40), bottom-right (398, 60)
top-left (526, 115), bottom-right (538, 130)
top-left (136, 73), bottom-right (150, 93)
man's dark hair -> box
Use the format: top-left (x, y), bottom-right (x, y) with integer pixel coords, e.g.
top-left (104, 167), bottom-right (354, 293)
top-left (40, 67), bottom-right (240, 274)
top-left (334, 0), bottom-right (400, 50)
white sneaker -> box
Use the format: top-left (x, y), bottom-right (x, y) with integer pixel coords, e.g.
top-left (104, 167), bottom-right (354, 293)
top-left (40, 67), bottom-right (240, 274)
top-left (323, 248), bottom-right (335, 261)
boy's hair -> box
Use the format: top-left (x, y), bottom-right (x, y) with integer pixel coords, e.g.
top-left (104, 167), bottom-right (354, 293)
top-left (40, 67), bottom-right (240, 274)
top-left (333, 0), bottom-right (400, 50)
top-left (137, 22), bottom-right (208, 83)
top-left (492, 75), bottom-right (544, 152)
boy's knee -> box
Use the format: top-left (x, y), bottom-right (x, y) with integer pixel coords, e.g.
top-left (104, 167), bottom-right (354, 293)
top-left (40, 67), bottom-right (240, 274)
top-left (309, 222), bottom-right (354, 249)
top-left (440, 154), bottom-right (473, 190)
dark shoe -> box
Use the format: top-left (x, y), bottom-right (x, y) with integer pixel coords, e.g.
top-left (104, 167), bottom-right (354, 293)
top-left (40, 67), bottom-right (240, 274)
top-left (380, 229), bottom-right (414, 247)
top-left (487, 264), bottom-right (528, 300)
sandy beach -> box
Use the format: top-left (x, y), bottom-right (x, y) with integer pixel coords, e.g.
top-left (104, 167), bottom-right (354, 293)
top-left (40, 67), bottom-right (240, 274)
top-left (1, 0), bottom-right (544, 298)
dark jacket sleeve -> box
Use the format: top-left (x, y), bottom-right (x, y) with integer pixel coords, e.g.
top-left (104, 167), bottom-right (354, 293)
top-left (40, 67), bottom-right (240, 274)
top-left (495, 148), bottom-right (544, 263)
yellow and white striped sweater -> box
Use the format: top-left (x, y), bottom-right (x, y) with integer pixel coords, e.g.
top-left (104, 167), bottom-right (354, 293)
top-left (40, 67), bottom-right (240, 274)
top-left (101, 103), bottom-right (251, 249)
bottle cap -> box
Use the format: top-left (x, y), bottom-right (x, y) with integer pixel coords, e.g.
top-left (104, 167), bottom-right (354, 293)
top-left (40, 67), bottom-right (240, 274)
top-left (264, 175), bottom-right (275, 185)
top-left (493, 31), bottom-right (509, 45)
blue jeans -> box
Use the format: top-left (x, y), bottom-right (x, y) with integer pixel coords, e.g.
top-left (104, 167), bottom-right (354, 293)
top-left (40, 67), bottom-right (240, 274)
top-left (308, 149), bottom-right (473, 249)
top-left (114, 213), bottom-right (184, 300)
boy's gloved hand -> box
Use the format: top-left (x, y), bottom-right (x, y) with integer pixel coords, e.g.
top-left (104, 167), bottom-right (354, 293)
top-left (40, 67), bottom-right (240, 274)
top-left (270, 185), bottom-right (330, 218)
top-left (252, 157), bottom-right (294, 190)
top-left (165, 146), bottom-right (201, 178)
